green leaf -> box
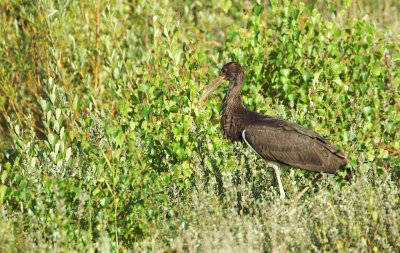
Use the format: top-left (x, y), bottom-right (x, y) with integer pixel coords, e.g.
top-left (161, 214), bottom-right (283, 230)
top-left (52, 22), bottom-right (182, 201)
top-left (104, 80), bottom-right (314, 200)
top-left (55, 108), bottom-right (61, 120)
top-left (48, 133), bottom-right (55, 146)
top-left (65, 147), bottom-right (72, 162)
top-left (0, 184), bottom-right (7, 204)
top-left (1, 170), bottom-right (7, 182)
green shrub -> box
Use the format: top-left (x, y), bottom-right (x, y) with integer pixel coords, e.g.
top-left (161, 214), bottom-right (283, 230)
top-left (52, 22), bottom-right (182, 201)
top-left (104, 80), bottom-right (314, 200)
top-left (0, 0), bottom-right (399, 251)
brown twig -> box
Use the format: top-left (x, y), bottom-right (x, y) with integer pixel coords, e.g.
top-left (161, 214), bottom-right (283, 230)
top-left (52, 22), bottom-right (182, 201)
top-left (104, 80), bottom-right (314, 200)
top-left (384, 50), bottom-right (393, 91)
top-left (371, 141), bottom-right (400, 157)
top-left (288, 173), bottom-right (323, 216)
top-left (295, 173), bottom-right (323, 201)
top-left (94, 0), bottom-right (100, 89)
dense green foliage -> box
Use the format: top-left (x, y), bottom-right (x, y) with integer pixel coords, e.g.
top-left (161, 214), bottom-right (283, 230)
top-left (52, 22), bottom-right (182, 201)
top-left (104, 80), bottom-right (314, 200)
top-left (0, 0), bottom-right (399, 252)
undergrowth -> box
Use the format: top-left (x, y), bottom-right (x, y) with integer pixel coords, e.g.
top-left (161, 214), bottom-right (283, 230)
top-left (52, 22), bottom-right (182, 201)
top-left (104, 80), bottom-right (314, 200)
top-left (0, 0), bottom-right (399, 252)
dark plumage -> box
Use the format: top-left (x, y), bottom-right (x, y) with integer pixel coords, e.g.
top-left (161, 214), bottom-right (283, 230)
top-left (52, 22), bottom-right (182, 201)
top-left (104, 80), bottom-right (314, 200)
top-left (200, 62), bottom-right (349, 198)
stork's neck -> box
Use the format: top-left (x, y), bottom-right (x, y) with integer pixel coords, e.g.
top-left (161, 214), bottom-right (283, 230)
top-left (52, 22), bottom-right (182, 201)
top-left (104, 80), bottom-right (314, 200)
top-left (220, 77), bottom-right (247, 142)
top-left (222, 86), bottom-right (242, 111)
top-left (222, 75), bottom-right (245, 113)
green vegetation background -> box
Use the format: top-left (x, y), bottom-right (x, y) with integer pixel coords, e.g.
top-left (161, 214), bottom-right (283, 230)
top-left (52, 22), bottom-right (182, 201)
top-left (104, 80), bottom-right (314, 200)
top-left (0, 0), bottom-right (399, 252)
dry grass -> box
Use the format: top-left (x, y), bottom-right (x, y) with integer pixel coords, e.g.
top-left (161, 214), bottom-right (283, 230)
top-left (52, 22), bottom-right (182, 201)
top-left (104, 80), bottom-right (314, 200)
top-left (132, 172), bottom-right (399, 252)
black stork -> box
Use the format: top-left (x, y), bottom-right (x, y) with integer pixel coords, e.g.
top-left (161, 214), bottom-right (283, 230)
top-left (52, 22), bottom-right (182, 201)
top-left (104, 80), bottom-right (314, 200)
top-left (200, 62), bottom-right (349, 199)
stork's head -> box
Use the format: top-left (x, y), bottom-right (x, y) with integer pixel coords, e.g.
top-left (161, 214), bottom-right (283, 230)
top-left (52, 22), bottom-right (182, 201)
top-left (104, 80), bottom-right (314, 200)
top-left (220, 62), bottom-right (244, 81)
top-left (199, 62), bottom-right (244, 103)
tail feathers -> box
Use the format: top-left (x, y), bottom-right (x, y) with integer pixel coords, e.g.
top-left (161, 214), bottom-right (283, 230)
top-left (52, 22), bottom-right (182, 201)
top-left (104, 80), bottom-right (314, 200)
top-left (344, 167), bottom-right (354, 181)
top-left (336, 163), bottom-right (354, 181)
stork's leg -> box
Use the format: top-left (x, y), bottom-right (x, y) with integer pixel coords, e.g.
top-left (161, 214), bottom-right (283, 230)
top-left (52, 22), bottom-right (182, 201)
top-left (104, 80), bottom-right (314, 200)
top-left (242, 130), bottom-right (286, 199)
top-left (295, 173), bottom-right (323, 200)
top-left (270, 163), bottom-right (285, 199)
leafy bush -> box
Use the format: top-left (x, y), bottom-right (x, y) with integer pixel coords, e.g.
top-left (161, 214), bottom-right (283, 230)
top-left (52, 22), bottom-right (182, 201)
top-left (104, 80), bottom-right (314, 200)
top-left (0, 0), bottom-right (399, 252)
top-left (224, 0), bottom-right (399, 180)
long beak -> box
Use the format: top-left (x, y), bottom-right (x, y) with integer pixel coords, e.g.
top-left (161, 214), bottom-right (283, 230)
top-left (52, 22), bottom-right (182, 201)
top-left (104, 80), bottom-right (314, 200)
top-left (199, 74), bottom-right (226, 104)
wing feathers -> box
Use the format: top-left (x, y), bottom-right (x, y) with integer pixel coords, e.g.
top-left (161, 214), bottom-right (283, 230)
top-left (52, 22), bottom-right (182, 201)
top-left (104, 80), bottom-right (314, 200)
top-left (242, 120), bottom-right (347, 174)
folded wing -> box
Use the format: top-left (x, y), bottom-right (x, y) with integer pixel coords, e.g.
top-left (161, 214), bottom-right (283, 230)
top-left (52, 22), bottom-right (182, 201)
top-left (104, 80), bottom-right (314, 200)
top-left (242, 118), bottom-right (347, 174)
